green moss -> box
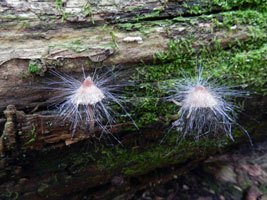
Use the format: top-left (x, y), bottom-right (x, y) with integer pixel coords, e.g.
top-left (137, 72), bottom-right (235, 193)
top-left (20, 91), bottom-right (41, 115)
top-left (117, 23), bottom-right (142, 31)
top-left (221, 10), bottom-right (266, 25)
top-left (24, 124), bottom-right (36, 146)
top-left (38, 183), bottom-right (49, 193)
top-left (32, 117), bottom-right (261, 185)
top-left (126, 7), bottom-right (266, 127)
top-left (176, 0), bottom-right (266, 18)
top-left (134, 11), bottom-right (160, 22)
top-left (55, 0), bottom-right (68, 22)
top-left (182, 0), bottom-right (267, 15)
top-left (189, 4), bottom-right (203, 15)
top-left (28, 61), bottom-right (42, 75)
top-left (211, 0), bottom-right (267, 11)
top-left (130, 37), bottom-right (266, 126)
top-left (83, 1), bottom-right (94, 24)
top-left (109, 31), bottom-right (118, 48)
top-left (55, 0), bottom-right (63, 10)
top-left (37, 131), bottom-right (230, 177)
top-left (97, 132), bottom-right (230, 176)
top-left (32, 124), bottom-right (230, 177)
top-left (60, 11), bottom-right (68, 22)
top-left (173, 9), bottom-right (266, 29)
top-left (206, 9), bottom-right (267, 31)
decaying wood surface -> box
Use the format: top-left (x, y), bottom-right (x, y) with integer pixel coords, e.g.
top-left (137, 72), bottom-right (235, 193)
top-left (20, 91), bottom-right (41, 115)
top-left (0, 0), bottom-right (266, 199)
top-left (0, 0), bottom-right (253, 112)
top-left (0, 96), bottom-right (265, 199)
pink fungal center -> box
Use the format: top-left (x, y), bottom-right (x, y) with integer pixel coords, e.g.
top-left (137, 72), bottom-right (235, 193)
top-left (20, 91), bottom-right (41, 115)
top-left (195, 85), bottom-right (205, 91)
top-left (183, 85), bottom-right (218, 108)
top-left (83, 77), bottom-right (94, 87)
top-left (72, 76), bottom-right (105, 105)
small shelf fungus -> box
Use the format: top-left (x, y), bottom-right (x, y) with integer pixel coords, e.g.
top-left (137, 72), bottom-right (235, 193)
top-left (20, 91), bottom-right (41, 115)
top-left (46, 67), bottom-right (135, 139)
top-left (167, 68), bottom-right (252, 145)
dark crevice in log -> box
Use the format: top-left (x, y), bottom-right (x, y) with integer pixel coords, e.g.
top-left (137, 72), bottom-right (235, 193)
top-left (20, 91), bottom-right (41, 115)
top-left (112, 5), bottom-right (236, 24)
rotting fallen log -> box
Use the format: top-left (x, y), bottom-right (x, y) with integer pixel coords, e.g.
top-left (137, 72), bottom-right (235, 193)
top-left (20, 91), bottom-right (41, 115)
top-left (0, 96), bottom-right (266, 200)
top-left (0, 0), bottom-right (266, 199)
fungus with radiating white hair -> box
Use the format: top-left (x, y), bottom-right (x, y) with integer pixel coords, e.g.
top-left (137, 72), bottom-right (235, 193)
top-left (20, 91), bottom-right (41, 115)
top-left (45, 67), bottom-right (135, 139)
top-left (168, 68), bottom-right (252, 145)
top-left (72, 76), bottom-right (105, 105)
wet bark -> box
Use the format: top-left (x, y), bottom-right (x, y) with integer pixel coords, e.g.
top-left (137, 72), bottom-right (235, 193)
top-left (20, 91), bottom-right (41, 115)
top-left (0, 0), bottom-right (253, 112)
